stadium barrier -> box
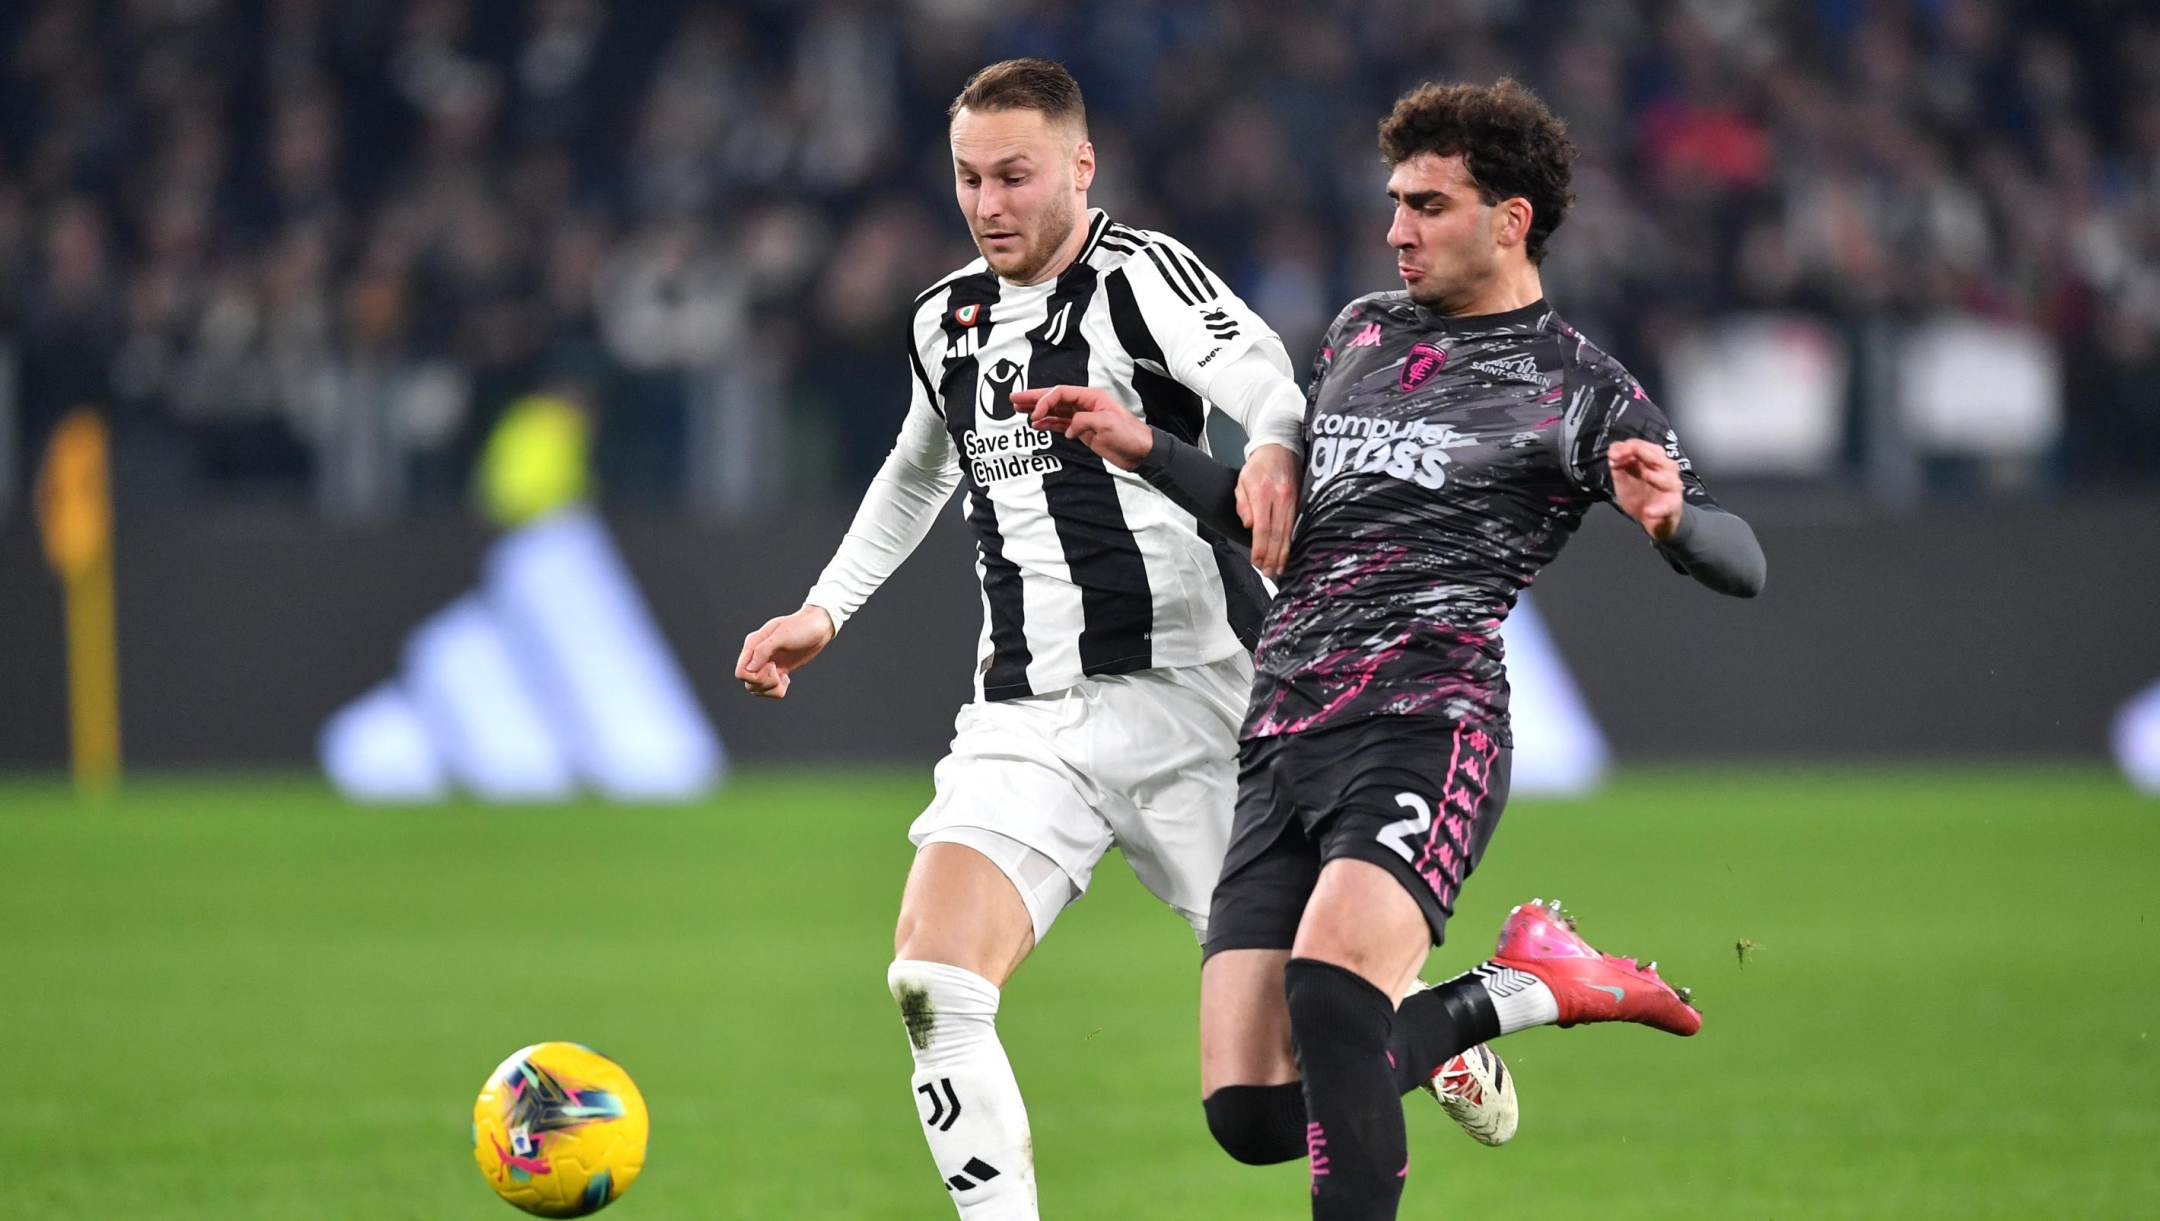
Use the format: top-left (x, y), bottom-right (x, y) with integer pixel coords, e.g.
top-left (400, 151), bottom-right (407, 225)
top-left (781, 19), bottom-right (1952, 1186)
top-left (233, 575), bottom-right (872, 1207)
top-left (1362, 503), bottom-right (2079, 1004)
top-left (2, 497), bottom-right (2156, 768)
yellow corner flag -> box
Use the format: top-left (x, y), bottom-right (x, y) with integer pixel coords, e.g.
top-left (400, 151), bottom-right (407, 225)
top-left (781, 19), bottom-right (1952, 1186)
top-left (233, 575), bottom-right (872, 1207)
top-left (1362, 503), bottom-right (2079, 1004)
top-left (35, 408), bottom-right (121, 793)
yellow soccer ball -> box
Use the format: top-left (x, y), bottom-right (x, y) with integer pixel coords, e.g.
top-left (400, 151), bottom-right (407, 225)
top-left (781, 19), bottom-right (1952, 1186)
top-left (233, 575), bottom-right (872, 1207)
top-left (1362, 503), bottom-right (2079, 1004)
top-left (473, 1043), bottom-right (649, 1216)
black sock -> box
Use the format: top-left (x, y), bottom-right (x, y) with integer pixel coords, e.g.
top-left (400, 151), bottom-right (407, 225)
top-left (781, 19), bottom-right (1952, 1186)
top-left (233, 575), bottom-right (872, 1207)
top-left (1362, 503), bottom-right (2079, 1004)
top-left (1285, 957), bottom-right (1407, 1221)
top-left (1203, 971), bottom-right (1506, 1172)
top-left (1388, 975), bottom-right (1501, 1092)
top-left (1202, 1082), bottom-right (1309, 1164)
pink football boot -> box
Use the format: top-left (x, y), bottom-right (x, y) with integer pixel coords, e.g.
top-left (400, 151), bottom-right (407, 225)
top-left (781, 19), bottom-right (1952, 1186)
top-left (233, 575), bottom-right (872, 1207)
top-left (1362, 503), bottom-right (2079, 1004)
top-left (1491, 899), bottom-right (1702, 1036)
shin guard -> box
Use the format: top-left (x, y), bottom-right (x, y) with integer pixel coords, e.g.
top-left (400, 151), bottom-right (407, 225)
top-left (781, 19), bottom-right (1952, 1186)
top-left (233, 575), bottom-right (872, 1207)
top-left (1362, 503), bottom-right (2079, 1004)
top-left (888, 960), bottom-right (1038, 1220)
top-left (1285, 958), bottom-right (1407, 1221)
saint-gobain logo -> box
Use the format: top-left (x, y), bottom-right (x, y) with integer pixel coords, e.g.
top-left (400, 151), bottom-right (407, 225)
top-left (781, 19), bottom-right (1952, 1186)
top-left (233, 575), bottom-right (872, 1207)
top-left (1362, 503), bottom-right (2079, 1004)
top-left (1400, 342), bottom-right (1446, 392)
top-left (979, 357), bottom-right (1026, 421)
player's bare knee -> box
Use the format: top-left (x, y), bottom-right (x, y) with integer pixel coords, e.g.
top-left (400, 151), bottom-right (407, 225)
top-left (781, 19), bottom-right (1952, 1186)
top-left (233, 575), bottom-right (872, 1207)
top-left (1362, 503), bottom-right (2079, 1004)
top-left (1199, 949), bottom-right (1298, 1093)
top-left (1293, 859), bottom-right (1428, 990)
top-left (890, 908), bottom-right (1035, 988)
top-left (1287, 934), bottom-right (1394, 992)
top-left (891, 903), bottom-right (937, 964)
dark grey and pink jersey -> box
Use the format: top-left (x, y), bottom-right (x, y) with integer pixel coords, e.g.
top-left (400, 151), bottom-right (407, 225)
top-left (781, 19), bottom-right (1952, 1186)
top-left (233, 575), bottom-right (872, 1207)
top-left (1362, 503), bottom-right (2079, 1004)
top-left (1242, 292), bottom-right (1749, 744)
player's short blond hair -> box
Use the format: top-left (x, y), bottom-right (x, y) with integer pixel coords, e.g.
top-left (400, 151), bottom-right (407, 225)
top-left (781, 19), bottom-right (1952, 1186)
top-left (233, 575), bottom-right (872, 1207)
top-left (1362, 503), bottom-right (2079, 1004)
top-left (949, 57), bottom-right (1087, 137)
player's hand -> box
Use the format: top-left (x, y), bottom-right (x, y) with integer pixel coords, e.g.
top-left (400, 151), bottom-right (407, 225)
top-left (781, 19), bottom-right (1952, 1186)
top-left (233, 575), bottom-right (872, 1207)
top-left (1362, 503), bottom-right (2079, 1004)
top-left (1015, 385), bottom-right (1153, 470)
top-left (1608, 438), bottom-right (1684, 542)
top-left (1237, 443), bottom-right (1300, 577)
top-left (735, 605), bottom-right (836, 699)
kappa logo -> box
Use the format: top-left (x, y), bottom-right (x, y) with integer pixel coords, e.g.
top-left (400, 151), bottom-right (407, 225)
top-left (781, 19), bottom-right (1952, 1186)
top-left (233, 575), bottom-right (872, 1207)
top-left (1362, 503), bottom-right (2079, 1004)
top-left (978, 357), bottom-right (1026, 421)
top-left (1399, 342), bottom-right (1446, 392)
top-left (1346, 322), bottom-right (1383, 349)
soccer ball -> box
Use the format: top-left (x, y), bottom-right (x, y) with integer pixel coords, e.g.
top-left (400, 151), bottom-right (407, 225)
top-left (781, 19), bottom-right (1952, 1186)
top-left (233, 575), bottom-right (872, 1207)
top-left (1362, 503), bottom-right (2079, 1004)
top-left (473, 1042), bottom-right (649, 1216)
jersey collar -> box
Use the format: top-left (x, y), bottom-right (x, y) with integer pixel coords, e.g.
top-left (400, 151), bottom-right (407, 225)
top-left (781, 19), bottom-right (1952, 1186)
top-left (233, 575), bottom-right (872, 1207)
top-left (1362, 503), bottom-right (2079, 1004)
top-left (1072, 208), bottom-right (1112, 266)
top-left (1414, 297), bottom-right (1550, 334)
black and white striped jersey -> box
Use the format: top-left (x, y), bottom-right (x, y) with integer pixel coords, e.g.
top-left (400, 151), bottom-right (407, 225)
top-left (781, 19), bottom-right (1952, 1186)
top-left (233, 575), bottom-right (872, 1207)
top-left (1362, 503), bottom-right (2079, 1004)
top-left (807, 209), bottom-right (1296, 702)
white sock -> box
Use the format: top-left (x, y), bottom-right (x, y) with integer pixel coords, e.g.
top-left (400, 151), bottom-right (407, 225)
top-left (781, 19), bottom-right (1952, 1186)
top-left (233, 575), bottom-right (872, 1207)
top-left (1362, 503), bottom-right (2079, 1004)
top-left (887, 960), bottom-right (1038, 1220)
top-left (1466, 962), bottom-right (1561, 1034)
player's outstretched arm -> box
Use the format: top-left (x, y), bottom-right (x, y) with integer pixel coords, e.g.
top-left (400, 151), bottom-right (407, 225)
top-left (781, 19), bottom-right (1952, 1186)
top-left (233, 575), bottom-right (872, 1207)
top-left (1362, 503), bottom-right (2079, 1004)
top-left (1608, 438), bottom-right (1766, 598)
top-left (1019, 384), bottom-right (1296, 575)
top-left (1016, 385), bottom-right (1153, 468)
top-left (740, 376), bottom-right (960, 700)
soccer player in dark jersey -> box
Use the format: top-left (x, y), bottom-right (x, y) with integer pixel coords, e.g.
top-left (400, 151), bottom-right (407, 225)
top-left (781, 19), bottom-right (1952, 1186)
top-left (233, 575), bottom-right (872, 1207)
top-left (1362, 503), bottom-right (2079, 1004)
top-left (1021, 78), bottom-right (1765, 1218)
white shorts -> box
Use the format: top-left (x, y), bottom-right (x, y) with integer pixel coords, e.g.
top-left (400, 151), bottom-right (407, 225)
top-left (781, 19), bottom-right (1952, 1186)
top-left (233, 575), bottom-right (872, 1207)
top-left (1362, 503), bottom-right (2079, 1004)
top-left (910, 652), bottom-right (1253, 945)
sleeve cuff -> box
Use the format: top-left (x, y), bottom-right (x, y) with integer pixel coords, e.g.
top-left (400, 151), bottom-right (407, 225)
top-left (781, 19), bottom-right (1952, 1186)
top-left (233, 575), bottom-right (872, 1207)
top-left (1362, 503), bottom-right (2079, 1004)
top-left (1238, 373), bottom-right (1310, 458)
top-left (1659, 503), bottom-right (1700, 550)
top-left (1244, 414), bottom-right (1306, 458)
top-left (801, 594), bottom-right (849, 635)
top-left (1133, 426), bottom-right (1174, 479)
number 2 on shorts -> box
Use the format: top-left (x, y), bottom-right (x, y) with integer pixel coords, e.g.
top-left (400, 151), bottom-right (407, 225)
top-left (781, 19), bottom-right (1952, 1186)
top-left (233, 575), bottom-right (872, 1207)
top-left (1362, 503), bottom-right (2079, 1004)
top-left (1377, 792), bottom-right (1433, 864)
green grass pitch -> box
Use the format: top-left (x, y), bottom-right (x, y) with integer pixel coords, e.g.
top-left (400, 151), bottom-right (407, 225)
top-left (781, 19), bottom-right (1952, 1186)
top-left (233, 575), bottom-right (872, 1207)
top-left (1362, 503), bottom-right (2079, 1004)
top-left (4, 767), bottom-right (2156, 1220)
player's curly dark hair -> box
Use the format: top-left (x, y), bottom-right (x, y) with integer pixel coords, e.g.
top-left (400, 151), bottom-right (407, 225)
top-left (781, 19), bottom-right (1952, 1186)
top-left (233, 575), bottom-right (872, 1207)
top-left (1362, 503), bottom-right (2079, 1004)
top-left (1378, 78), bottom-right (1576, 264)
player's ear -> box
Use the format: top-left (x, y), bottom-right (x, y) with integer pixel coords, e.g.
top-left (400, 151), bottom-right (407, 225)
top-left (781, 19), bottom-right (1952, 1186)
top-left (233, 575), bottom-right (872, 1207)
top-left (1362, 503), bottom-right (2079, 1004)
top-left (1496, 197), bottom-right (1532, 251)
top-left (1071, 135), bottom-right (1096, 192)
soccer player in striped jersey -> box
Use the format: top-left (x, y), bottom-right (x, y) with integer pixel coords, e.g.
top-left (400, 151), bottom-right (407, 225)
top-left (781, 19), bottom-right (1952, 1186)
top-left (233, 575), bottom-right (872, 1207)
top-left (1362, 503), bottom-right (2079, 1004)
top-left (734, 58), bottom-right (1308, 1221)
top-left (736, 59), bottom-right (1510, 1221)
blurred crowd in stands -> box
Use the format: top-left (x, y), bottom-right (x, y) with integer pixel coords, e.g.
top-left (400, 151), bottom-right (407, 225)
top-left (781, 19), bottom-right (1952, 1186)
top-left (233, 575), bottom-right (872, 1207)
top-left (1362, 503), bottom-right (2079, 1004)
top-left (3, 0), bottom-right (2158, 518)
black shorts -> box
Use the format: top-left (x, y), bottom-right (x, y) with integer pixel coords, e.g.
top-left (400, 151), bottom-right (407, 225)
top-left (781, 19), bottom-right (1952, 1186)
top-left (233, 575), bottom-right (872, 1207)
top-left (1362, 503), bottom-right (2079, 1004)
top-left (1203, 716), bottom-right (1511, 958)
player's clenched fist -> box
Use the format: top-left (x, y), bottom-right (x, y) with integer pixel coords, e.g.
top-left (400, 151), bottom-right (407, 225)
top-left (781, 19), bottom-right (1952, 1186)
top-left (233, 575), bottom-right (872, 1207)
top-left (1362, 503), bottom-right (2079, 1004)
top-left (735, 605), bottom-right (836, 698)
top-left (1607, 438), bottom-right (1684, 542)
